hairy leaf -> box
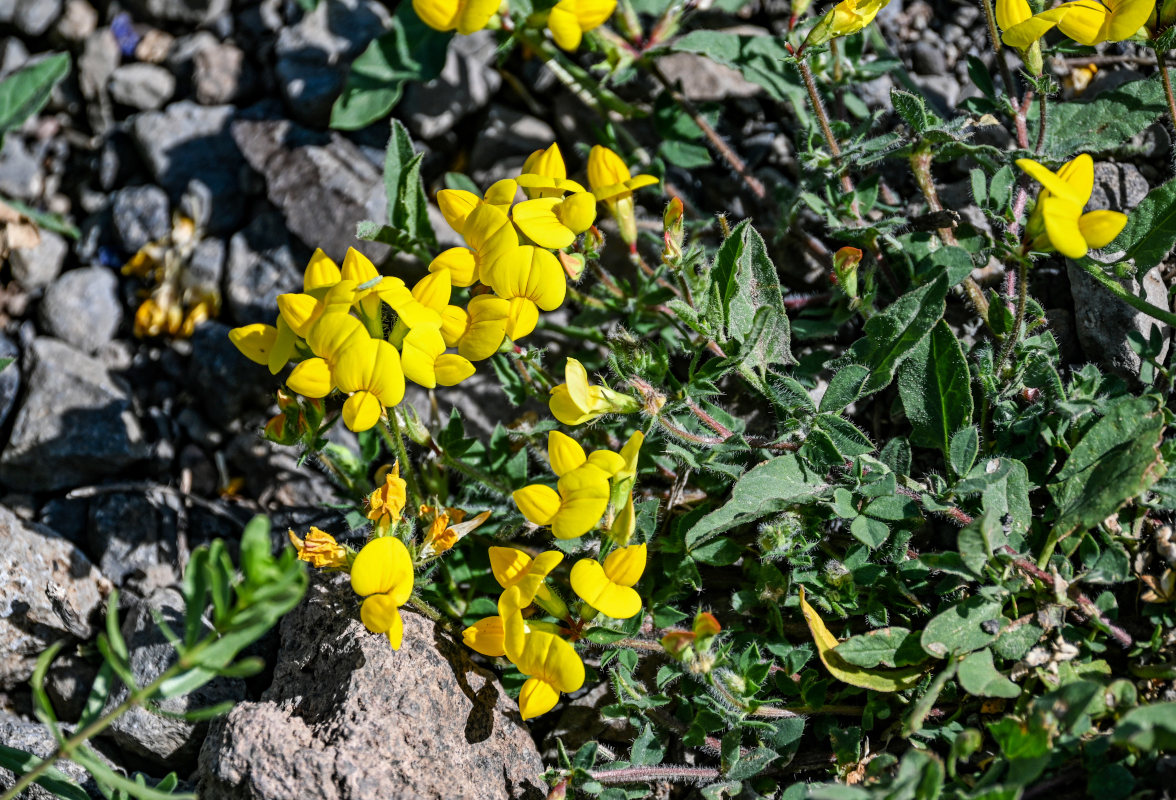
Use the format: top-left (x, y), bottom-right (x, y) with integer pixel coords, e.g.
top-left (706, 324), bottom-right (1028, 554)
top-left (898, 319), bottom-right (973, 456)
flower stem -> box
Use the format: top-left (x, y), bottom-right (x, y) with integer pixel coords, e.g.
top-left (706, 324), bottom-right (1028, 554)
top-left (1157, 48), bottom-right (1176, 141)
top-left (980, 0), bottom-right (1019, 103)
top-left (1072, 259), bottom-right (1176, 328)
top-left (1034, 87), bottom-right (1048, 154)
top-left (796, 56), bottom-right (856, 199)
top-left (383, 412), bottom-right (423, 508)
top-left (994, 256), bottom-right (1029, 374)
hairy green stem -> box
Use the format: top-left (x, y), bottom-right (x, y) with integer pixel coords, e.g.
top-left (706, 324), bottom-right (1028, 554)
top-left (979, 0), bottom-right (1019, 102)
top-left (995, 257), bottom-right (1029, 374)
top-left (1158, 49), bottom-right (1176, 142)
top-left (795, 56), bottom-right (855, 199)
top-left (382, 413), bottom-right (423, 508)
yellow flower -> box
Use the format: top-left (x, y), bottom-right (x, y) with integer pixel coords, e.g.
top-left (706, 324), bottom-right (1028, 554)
top-left (513, 434), bottom-right (625, 540)
top-left (368, 463), bottom-right (408, 526)
top-left (420, 507), bottom-right (491, 557)
top-left (545, 430), bottom-right (626, 477)
top-left (302, 248), bottom-right (342, 294)
top-left (804, 0), bottom-right (893, 47)
top-left (451, 295), bottom-right (511, 361)
top-left (412, 0), bottom-right (500, 34)
top-left (462, 615), bottom-right (507, 657)
top-left (288, 527), bottom-right (350, 569)
top-left (284, 311), bottom-right (369, 399)
top-left (586, 146), bottom-right (658, 245)
top-left (400, 327), bottom-right (476, 389)
top-left (351, 536), bottom-right (415, 649)
top-left (429, 247), bottom-right (480, 288)
top-left (332, 337), bottom-right (407, 431)
top-left (1016, 154), bottom-right (1128, 259)
top-left (512, 193), bottom-right (597, 250)
top-left (229, 323), bottom-right (278, 365)
top-left (499, 586), bottom-right (585, 719)
top-left (519, 144), bottom-right (586, 199)
top-left (482, 245), bottom-right (566, 340)
top-left (1001, 0), bottom-right (1153, 48)
top-left (570, 543), bottom-right (646, 619)
top-left (437, 179), bottom-right (518, 237)
top-left (546, 0), bottom-right (617, 51)
top-left (549, 357), bottom-right (640, 425)
top-left (488, 546), bottom-right (565, 607)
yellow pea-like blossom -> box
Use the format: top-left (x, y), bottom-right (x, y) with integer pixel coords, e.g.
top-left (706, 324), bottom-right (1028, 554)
top-left (804, 0), bottom-right (893, 48)
top-left (368, 463), bottom-right (407, 528)
top-left (546, 430), bottom-right (626, 477)
top-left (586, 145), bottom-right (658, 245)
top-left (228, 323), bottom-right (278, 366)
top-left (412, 0), bottom-right (500, 35)
top-left (499, 586), bottom-right (585, 719)
top-left (462, 615), bottom-right (507, 657)
top-left (488, 546), bottom-right (566, 607)
top-left (429, 247), bottom-right (480, 288)
top-left (549, 357), bottom-right (640, 425)
top-left (332, 337), bottom-right (407, 431)
top-left (1000, 0), bottom-right (1153, 48)
top-left (284, 311), bottom-right (370, 399)
top-left (519, 144), bottom-right (586, 199)
top-left (400, 327), bottom-right (476, 389)
top-left (437, 179), bottom-right (518, 237)
top-left (512, 193), bottom-right (597, 250)
top-left (288, 527), bottom-right (351, 569)
top-left (514, 438), bottom-right (622, 541)
top-left (482, 245), bottom-right (567, 340)
top-left (1016, 154), bottom-right (1128, 260)
top-left (351, 536), bottom-right (415, 649)
top-left (570, 543), bottom-right (646, 619)
top-left (454, 295), bottom-right (511, 361)
top-left (546, 0), bottom-right (618, 51)
top-left (302, 248), bottom-right (342, 294)
top-left (420, 507), bottom-right (491, 558)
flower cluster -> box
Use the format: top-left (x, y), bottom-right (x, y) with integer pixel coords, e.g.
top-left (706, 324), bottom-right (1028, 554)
top-left (123, 213), bottom-right (220, 339)
top-left (462, 429), bottom-right (647, 719)
top-left (411, 0), bottom-right (618, 51)
top-left (229, 143), bottom-right (654, 436)
top-left (998, 0), bottom-right (1154, 49)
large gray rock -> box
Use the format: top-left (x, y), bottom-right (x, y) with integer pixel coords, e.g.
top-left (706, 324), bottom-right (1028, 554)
top-left (106, 587), bottom-right (245, 771)
top-left (656, 51), bottom-right (761, 102)
top-left (131, 102), bottom-right (244, 233)
top-left (401, 31), bottom-right (501, 139)
top-left (108, 63), bottom-right (176, 111)
top-left (4, 0), bottom-right (63, 36)
top-left (1088, 161), bottom-right (1150, 213)
top-left (231, 117), bottom-right (384, 261)
top-left (0, 504), bottom-right (105, 688)
top-left (0, 333), bottom-right (19, 429)
top-left (39, 267), bottom-right (122, 353)
top-left (196, 581), bottom-right (545, 800)
top-left (0, 136), bottom-right (43, 201)
top-left (8, 229), bottom-right (68, 290)
top-left (1068, 263), bottom-right (1172, 384)
top-left (273, 0), bottom-right (391, 125)
top-left (224, 210), bottom-right (307, 325)
top-left (112, 184), bottom-right (171, 253)
top-left (0, 338), bottom-right (149, 492)
top-left (0, 711), bottom-right (101, 799)
top-left (87, 492), bottom-right (176, 588)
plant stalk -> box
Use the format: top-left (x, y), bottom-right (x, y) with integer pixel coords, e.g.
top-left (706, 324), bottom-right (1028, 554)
top-left (1158, 49), bottom-right (1176, 140)
top-left (796, 56), bottom-right (855, 199)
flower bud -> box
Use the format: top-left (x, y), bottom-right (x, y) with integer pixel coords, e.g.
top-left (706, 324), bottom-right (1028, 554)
top-left (608, 495), bottom-right (636, 546)
top-left (832, 246), bottom-right (862, 300)
top-left (662, 197), bottom-right (685, 264)
top-left (693, 611), bottom-right (721, 640)
top-left (1024, 40), bottom-right (1043, 77)
top-left (557, 250), bottom-right (586, 281)
top-left (399, 406), bottom-right (432, 446)
top-left (1162, 0), bottom-right (1176, 27)
top-left (660, 629), bottom-right (694, 660)
top-left (263, 413), bottom-right (297, 445)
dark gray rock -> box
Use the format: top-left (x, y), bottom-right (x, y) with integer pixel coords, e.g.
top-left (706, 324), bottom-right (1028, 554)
top-left (654, 51), bottom-right (760, 103)
top-left (0, 136), bottom-right (43, 201)
top-left (0, 711), bottom-right (102, 798)
top-left (39, 267), bottom-right (122, 353)
top-left (131, 102), bottom-right (244, 233)
top-left (0, 504), bottom-right (105, 688)
top-left (109, 63), bottom-right (176, 111)
top-left (1089, 161), bottom-right (1150, 213)
top-left (46, 651), bottom-right (99, 722)
top-left (401, 31), bottom-right (502, 139)
top-left (469, 106), bottom-right (556, 182)
top-left (77, 29), bottom-right (120, 135)
top-left (38, 495), bottom-right (88, 547)
top-left (121, 0), bottom-right (228, 25)
top-left (112, 184), bottom-right (171, 253)
top-left (224, 209), bottom-right (307, 325)
top-left (107, 587), bottom-right (246, 771)
top-left (273, 0), bottom-right (391, 125)
top-left (856, 75), bottom-right (895, 110)
top-left (911, 40), bottom-right (946, 75)
top-left (1068, 263), bottom-right (1172, 384)
top-left (87, 492), bottom-right (176, 588)
top-left (188, 237), bottom-right (225, 287)
top-left (8, 229), bottom-right (67, 290)
top-left (910, 74), bottom-right (959, 115)
top-left (232, 117), bottom-right (384, 261)
top-left (0, 333), bottom-right (20, 430)
top-left (0, 338), bottom-right (149, 492)
top-left (193, 40), bottom-right (254, 105)
top-left (196, 581), bottom-right (545, 800)
top-left (187, 321), bottom-right (271, 427)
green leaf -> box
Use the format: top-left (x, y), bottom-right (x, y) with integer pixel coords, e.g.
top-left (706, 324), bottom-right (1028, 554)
top-left (689, 536), bottom-right (743, 566)
top-left (835, 272), bottom-right (948, 396)
top-left (955, 457), bottom-right (1032, 538)
top-left (330, 4), bottom-right (451, 130)
top-left (920, 594), bottom-right (1004, 658)
top-left (630, 723), bottom-right (665, 766)
top-left (799, 588), bottom-right (926, 692)
top-left (685, 454), bottom-right (824, 547)
top-left (0, 52), bottom-right (70, 136)
top-left (850, 515), bottom-right (889, 548)
top-left (949, 426), bottom-right (980, 478)
top-left (709, 219), bottom-right (795, 372)
top-left (1111, 702), bottom-right (1176, 751)
top-left (1049, 395), bottom-right (1167, 542)
top-left (898, 319), bottom-right (973, 457)
top-left (0, 743), bottom-right (91, 800)
top-left (1044, 77), bottom-right (1168, 157)
top-left (892, 89), bottom-right (938, 132)
top-left (382, 119), bottom-right (436, 252)
top-left (957, 648), bottom-right (1021, 699)
top-left (833, 627), bottom-right (925, 669)
top-left (1112, 176), bottom-right (1176, 277)
top-left (820, 365), bottom-right (870, 413)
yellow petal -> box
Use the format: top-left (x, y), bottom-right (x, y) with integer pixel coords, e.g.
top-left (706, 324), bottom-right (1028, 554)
top-left (1001, 13), bottom-right (1061, 47)
top-left (457, 295), bottom-right (509, 360)
top-left (343, 390), bottom-right (383, 432)
top-left (513, 198), bottom-right (575, 249)
top-left (440, 305), bottom-right (469, 348)
top-left (1016, 158), bottom-right (1085, 206)
top-left (511, 551), bottom-right (565, 605)
top-left (519, 677), bottom-right (560, 719)
top-left (229, 324), bottom-right (277, 365)
top-left (307, 311), bottom-right (367, 362)
top-left (616, 431), bottom-right (644, 481)
top-left (277, 293), bottom-right (320, 338)
top-left (434, 353), bottom-right (475, 385)
top-left (287, 357), bottom-right (332, 398)
top-left (548, 430), bottom-right (587, 476)
top-left (504, 297), bottom-right (540, 341)
top-left (483, 178), bottom-right (520, 209)
top-left (436, 188), bottom-right (480, 234)
top-left (360, 594), bottom-right (403, 637)
top-left (1107, 0), bottom-right (1153, 39)
top-left (341, 247), bottom-right (379, 284)
top-left (401, 327), bottom-right (446, 389)
top-left (522, 143), bottom-right (566, 182)
top-left (568, 0), bottom-right (616, 32)
top-left (412, 270), bottom-right (453, 312)
top-left (586, 450), bottom-right (626, 476)
top-left (463, 616), bottom-right (507, 657)
top-left (303, 248), bottom-right (342, 293)
top-left (603, 543), bottom-right (647, 587)
top-left (456, 0), bottom-right (499, 34)
top-left (513, 485), bottom-right (562, 526)
top-left (430, 247), bottom-right (479, 288)
top-left (1054, 0), bottom-right (1110, 44)
top-left (1041, 196), bottom-right (1089, 259)
top-left (996, 0), bottom-right (1032, 29)
top-left (547, 3), bottom-right (584, 50)
top-left (523, 629), bottom-right (584, 691)
top-left (1055, 153), bottom-right (1094, 207)
top-left (565, 357), bottom-right (592, 410)
top-left (527, 247), bottom-right (567, 310)
top-left (556, 192), bottom-right (597, 234)
top-left (351, 536), bottom-right (414, 604)
top-left (332, 337), bottom-right (376, 393)
top-left (268, 317), bottom-right (298, 374)
top-left (1078, 210), bottom-right (1128, 249)
top-left (499, 585), bottom-right (527, 663)
top-left (550, 385), bottom-right (596, 425)
top-left (552, 467), bottom-right (611, 539)
top-left (624, 174), bottom-right (659, 192)
top-left (570, 557), bottom-right (642, 618)
top-left (587, 145), bottom-right (630, 191)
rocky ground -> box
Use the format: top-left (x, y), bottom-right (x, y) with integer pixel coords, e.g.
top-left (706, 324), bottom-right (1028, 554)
top-left (0, 0), bottom-right (1172, 797)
